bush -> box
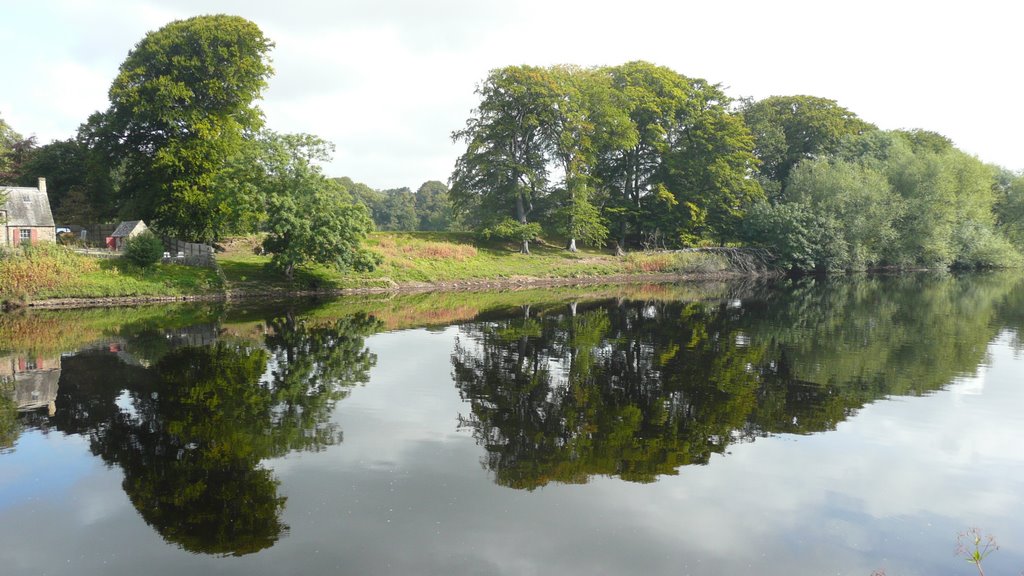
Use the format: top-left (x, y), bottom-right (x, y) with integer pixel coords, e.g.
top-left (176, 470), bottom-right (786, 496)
top-left (482, 219), bottom-right (543, 243)
top-left (0, 244), bottom-right (99, 302)
top-left (123, 231), bottom-right (166, 268)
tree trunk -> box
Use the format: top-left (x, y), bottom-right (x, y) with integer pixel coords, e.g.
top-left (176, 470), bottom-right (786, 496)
top-left (516, 192), bottom-right (530, 254)
top-left (566, 237), bottom-right (577, 252)
top-left (614, 241), bottom-right (625, 257)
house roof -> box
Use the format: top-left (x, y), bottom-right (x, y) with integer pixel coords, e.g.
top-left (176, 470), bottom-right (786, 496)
top-left (111, 220), bottom-right (146, 237)
top-left (1, 186), bottom-right (55, 227)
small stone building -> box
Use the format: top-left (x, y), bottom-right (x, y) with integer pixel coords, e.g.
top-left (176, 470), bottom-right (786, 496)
top-left (1, 177), bottom-right (56, 247)
top-left (0, 353), bottom-right (62, 416)
top-left (109, 220), bottom-right (149, 251)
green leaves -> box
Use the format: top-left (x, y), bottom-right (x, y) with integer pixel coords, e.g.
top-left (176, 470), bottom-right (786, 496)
top-left (262, 172), bottom-right (379, 279)
top-left (123, 230), bottom-right (166, 268)
top-left (97, 15), bottom-right (274, 241)
top-left (742, 95), bottom-right (874, 192)
top-left (452, 62), bottom-right (763, 251)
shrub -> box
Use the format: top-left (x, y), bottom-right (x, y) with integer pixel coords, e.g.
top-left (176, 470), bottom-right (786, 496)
top-left (123, 231), bottom-right (166, 268)
top-left (0, 244), bottom-right (99, 301)
top-left (482, 219), bottom-right (542, 244)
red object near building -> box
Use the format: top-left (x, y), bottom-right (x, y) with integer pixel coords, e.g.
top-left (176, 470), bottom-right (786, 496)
top-left (106, 236), bottom-right (116, 250)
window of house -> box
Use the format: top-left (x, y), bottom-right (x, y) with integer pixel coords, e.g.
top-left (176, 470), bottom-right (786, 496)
top-left (20, 229), bottom-right (31, 243)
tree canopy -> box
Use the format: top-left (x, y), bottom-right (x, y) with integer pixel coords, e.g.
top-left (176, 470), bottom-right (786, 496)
top-left (450, 62), bottom-right (763, 252)
top-left (258, 135), bottom-right (379, 278)
top-left (741, 95), bottom-right (874, 197)
top-left (91, 14), bottom-right (274, 241)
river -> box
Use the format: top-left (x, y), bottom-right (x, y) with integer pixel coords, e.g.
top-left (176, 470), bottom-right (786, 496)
top-left (1, 274), bottom-right (1022, 575)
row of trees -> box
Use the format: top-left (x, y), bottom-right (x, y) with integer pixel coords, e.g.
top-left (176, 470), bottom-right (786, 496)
top-left (7, 23), bottom-right (1024, 274)
top-left (450, 63), bottom-right (762, 254)
top-left (339, 178), bottom-right (455, 232)
top-left (449, 64), bottom-right (1024, 270)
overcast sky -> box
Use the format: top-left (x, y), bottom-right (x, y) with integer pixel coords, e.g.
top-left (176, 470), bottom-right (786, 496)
top-left (2, 0), bottom-right (1021, 189)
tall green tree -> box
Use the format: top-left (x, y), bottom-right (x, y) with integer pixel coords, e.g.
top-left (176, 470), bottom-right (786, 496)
top-left (660, 80), bottom-right (762, 244)
top-left (450, 65), bottom-right (561, 253)
top-left (94, 15), bottom-right (274, 241)
top-left (594, 61), bottom-right (687, 251)
top-left (544, 66), bottom-right (617, 251)
top-left (741, 95), bottom-right (874, 197)
top-left (262, 166), bottom-right (378, 279)
top-left (0, 115), bottom-right (35, 183)
top-left (414, 180), bottom-right (453, 231)
top-left (593, 62), bottom-right (761, 248)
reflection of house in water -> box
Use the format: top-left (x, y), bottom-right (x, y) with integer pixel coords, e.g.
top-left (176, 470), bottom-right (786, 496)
top-left (0, 354), bottom-right (62, 416)
top-left (77, 323), bottom-right (223, 368)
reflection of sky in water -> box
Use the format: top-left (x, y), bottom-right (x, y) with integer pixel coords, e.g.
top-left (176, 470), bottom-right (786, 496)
top-left (1, 327), bottom-right (1022, 576)
top-left (0, 432), bottom-right (96, 511)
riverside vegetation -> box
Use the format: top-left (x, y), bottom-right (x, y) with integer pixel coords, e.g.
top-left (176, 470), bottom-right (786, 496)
top-left (0, 232), bottom-right (736, 305)
top-left (3, 15), bottom-right (1024, 304)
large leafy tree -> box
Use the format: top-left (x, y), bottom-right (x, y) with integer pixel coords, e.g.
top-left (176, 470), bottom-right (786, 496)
top-left (741, 95), bottom-right (874, 197)
top-left (593, 62), bottom-right (761, 248)
top-left (450, 65), bottom-right (561, 253)
top-left (659, 79), bottom-right (762, 244)
top-left (94, 15), bottom-right (274, 241)
top-left (260, 135), bottom-right (378, 279)
top-left (544, 66), bottom-right (621, 252)
top-left (0, 114), bottom-right (35, 183)
top-left (594, 62), bottom-right (688, 250)
top-left (414, 180), bottom-right (453, 231)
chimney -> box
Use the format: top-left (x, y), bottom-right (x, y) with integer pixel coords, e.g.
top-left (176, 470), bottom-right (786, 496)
top-left (38, 177), bottom-right (47, 195)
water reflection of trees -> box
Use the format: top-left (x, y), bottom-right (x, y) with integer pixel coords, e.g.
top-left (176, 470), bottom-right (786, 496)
top-left (43, 312), bottom-right (380, 556)
top-left (453, 274), bottom-right (1024, 490)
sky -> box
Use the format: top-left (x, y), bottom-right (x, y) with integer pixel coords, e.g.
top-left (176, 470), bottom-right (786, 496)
top-left (1, 0), bottom-right (1021, 190)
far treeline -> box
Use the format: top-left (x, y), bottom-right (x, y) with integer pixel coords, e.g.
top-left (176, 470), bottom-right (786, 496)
top-left (2, 14), bottom-right (1023, 274)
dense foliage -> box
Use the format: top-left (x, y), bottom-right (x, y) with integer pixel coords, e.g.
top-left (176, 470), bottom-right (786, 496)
top-left (123, 230), bottom-right (166, 268)
top-left (5, 23), bottom-right (1024, 274)
top-left (448, 62), bottom-right (1024, 270)
top-left (85, 15), bottom-right (275, 241)
top-left (256, 135), bottom-right (379, 278)
top-left (450, 62), bottom-right (763, 253)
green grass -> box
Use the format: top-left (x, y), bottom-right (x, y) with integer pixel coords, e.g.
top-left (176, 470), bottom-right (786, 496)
top-left (0, 234), bottom-right (736, 304)
top-left (0, 244), bottom-right (223, 304)
top-left (218, 232), bottom-right (735, 293)
top-left (62, 259), bottom-right (223, 298)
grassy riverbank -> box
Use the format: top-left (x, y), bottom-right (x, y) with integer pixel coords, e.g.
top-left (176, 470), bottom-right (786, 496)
top-left (2, 233), bottom-right (739, 307)
top-left (0, 244), bottom-right (223, 307)
top-left (219, 232), bottom-right (735, 295)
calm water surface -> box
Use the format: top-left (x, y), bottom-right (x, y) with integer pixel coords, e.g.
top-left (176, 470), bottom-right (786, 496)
top-left (2, 275), bottom-right (1023, 575)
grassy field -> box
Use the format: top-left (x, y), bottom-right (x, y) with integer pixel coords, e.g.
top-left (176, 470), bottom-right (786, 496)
top-left (218, 232), bottom-right (733, 293)
top-left (0, 244), bottom-right (223, 305)
top-left (0, 233), bottom-right (735, 305)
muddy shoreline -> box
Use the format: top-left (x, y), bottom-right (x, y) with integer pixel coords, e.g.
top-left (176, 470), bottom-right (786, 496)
top-left (12, 271), bottom-right (756, 310)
